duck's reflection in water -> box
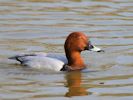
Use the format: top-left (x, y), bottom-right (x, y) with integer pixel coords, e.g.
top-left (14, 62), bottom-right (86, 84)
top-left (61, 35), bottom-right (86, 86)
top-left (65, 71), bottom-right (91, 97)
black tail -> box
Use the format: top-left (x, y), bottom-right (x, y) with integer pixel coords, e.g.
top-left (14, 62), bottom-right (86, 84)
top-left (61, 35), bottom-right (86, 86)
top-left (8, 54), bottom-right (36, 64)
top-left (9, 56), bottom-right (23, 64)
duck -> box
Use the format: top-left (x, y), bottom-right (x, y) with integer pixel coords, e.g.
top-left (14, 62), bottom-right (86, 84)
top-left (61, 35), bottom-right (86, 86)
top-left (9, 32), bottom-right (104, 72)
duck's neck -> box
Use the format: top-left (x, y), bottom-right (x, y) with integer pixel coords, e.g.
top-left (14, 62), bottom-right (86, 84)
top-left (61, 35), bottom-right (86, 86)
top-left (65, 51), bottom-right (85, 70)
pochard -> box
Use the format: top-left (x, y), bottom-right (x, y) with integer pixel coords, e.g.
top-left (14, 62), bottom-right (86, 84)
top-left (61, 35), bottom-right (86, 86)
top-left (9, 32), bottom-right (104, 71)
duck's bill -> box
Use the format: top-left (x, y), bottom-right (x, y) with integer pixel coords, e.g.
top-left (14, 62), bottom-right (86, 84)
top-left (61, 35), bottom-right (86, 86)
top-left (89, 45), bottom-right (104, 52)
top-left (87, 41), bottom-right (104, 52)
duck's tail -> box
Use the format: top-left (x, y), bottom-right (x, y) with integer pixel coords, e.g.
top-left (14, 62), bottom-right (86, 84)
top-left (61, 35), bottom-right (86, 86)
top-left (9, 55), bottom-right (24, 64)
top-left (8, 54), bottom-right (36, 64)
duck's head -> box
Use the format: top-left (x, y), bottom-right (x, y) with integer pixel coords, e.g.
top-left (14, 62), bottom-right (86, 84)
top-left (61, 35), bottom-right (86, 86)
top-left (65, 32), bottom-right (104, 53)
top-left (62, 32), bottom-right (104, 71)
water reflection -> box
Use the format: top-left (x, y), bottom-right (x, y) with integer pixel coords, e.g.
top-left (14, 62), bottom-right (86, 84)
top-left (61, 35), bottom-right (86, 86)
top-left (65, 71), bottom-right (90, 97)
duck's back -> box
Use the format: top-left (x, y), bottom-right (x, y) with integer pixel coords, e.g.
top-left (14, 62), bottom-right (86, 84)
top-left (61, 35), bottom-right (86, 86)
top-left (9, 53), bottom-right (68, 71)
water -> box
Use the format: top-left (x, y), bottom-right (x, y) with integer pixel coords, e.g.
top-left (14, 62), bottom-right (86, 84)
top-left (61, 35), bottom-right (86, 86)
top-left (0, 0), bottom-right (133, 100)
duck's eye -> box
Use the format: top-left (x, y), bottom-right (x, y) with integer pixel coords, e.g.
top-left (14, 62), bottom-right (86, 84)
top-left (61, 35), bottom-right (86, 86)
top-left (89, 44), bottom-right (94, 49)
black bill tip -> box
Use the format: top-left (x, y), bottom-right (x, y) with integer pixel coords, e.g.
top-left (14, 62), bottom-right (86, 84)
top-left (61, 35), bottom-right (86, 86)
top-left (97, 50), bottom-right (105, 52)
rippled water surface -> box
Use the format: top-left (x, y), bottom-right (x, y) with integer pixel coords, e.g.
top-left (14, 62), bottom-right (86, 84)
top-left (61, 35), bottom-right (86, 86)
top-left (0, 0), bottom-right (133, 100)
